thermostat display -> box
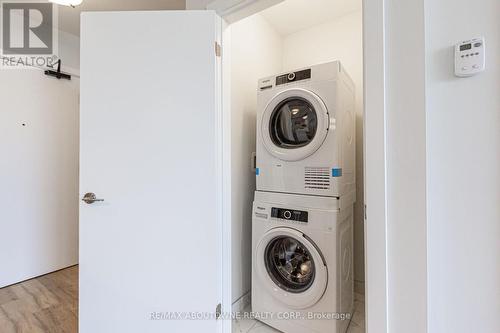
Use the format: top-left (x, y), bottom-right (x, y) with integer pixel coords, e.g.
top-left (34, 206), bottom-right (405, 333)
top-left (459, 44), bottom-right (471, 51)
top-left (455, 37), bottom-right (485, 77)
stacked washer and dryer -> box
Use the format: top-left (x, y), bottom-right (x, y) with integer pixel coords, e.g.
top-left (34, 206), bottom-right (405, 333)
top-left (252, 61), bottom-right (356, 333)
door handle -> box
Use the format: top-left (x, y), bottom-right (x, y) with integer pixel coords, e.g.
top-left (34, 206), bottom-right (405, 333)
top-left (82, 192), bottom-right (104, 204)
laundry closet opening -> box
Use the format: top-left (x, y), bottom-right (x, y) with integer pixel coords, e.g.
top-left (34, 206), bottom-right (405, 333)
top-left (226, 0), bottom-right (364, 331)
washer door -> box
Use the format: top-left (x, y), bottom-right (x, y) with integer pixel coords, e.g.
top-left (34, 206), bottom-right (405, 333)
top-left (255, 227), bottom-right (328, 309)
top-left (261, 88), bottom-right (329, 162)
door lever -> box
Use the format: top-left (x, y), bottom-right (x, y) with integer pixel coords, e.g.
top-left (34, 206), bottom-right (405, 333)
top-left (82, 192), bottom-right (104, 204)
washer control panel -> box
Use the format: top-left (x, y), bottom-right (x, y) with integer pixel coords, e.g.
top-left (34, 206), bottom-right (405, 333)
top-left (271, 207), bottom-right (308, 223)
top-left (276, 69), bottom-right (311, 86)
top-left (455, 37), bottom-right (485, 77)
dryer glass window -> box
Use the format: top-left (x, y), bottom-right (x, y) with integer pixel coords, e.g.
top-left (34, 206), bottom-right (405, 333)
top-left (270, 98), bottom-right (318, 148)
top-left (265, 236), bottom-right (315, 293)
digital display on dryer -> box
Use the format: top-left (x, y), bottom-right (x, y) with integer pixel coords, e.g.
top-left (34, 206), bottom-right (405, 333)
top-left (271, 207), bottom-right (308, 222)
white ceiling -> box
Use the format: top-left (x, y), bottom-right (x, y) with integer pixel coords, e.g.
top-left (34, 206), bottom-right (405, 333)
top-left (260, 0), bottom-right (361, 36)
top-left (58, 0), bottom-right (185, 36)
top-left (58, 0), bottom-right (361, 37)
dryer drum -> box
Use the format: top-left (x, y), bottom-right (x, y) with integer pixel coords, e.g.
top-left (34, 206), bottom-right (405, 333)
top-left (264, 236), bottom-right (316, 293)
top-left (269, 97), bottom-right (318, 149)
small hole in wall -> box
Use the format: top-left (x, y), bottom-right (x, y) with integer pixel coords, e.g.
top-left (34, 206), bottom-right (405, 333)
top-left (22, 123), bottom-right (26, 126)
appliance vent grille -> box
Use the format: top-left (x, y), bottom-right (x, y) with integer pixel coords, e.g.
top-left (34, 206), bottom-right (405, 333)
top-left (304, 167), bottom-right (331, 190)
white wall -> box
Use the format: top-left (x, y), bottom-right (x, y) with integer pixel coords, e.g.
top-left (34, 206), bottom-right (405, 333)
top-left (280, 10), bottom-right (364, 288)
top-left (385, 0), bottom-right (428, 331)
top-left (0, 71), bottom-right (79, 288)
top-left (59, 30), bottom-right (80, 73)
top-left (0, 28), bottom-right (80, 288)
top-left (425, 0), bottom-right (500, 332)
top-left (229, 14), bottom-right (283, 304)
top-left (186, 0), bottom-right (210, 9)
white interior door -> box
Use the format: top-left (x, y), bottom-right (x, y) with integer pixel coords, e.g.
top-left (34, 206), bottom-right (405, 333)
top-left (80, 11), bottom-right (222, 333)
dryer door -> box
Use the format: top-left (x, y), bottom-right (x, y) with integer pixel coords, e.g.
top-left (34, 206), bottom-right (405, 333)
top-left (261, 88), bottom-right (330, 162)
top-left (255, 227), bottom-right (328, 309)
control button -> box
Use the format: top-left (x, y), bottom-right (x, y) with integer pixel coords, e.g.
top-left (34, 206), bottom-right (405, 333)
top-left (461, 55), bottom-right (465, 58)
top-left (466, 54), bottom-right (469, 57)
top-left (287, 72), bottom-right (296, 81)
top-left (472, 64), bottom-right (479, 69)
top-left (475, 52), bottom-right (479, 55)
top-left (462, 66), bottom-right (468, 71)
top-left (283, 210), bottom-right (292, 219)
top-left (474, 42), bottom-right (482, 47)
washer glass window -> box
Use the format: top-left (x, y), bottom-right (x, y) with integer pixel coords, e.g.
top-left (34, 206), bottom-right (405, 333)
top-left (265, 236), bottom-right (315, 293)
top-left (270, 97), bottom-right (318, 149)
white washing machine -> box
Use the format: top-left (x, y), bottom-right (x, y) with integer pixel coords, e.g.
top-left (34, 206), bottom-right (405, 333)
top-left (256, 61), bottom-right (355, 201)
top-left (252, 191), bottom-right (354, 333)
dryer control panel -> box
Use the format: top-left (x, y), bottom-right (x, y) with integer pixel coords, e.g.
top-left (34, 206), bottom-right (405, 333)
top-left (272, 207), bottom-right (308, 223)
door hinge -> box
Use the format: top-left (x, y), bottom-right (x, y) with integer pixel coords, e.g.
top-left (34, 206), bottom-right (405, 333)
top-left (215, 42), bottom-right (221, 57)
top-left (215, 303), bottom-right (222, 320)
top-left (364, 204), bottom-right (367, 220)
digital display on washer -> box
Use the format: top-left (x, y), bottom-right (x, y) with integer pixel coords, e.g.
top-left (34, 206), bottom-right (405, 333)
top-left (271, 207), bottom-right (308, 222)
top-left (276, 69), bottom-right (311, 86)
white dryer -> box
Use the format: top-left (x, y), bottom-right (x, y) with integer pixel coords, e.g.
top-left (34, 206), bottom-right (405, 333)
top-left (252, 191), bottom-right (354, 333)
top-left (256, 61), bottom-right (355, 200)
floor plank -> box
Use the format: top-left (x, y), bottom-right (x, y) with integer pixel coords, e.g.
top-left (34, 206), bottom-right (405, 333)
top-left (0, 266), bottom-right (78, 333)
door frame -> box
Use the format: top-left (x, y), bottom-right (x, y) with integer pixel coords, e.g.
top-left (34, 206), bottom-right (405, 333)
top-left (204, 0), bottom-right (389, 332)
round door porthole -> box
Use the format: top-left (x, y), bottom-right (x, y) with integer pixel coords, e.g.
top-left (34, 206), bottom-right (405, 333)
top-left (264, 236), bottom-right (316, 293)
top-left (255, 227), bottom-right (328, 309)
top-left (269, 97), bottom-right (318, 149)
top-left (261, 89), bottom-right (329, 162)
top-left (253, 227), bottom-right (328, 309)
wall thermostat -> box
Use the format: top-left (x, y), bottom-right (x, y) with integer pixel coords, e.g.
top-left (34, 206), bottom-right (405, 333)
top-left (455, 37), bottom-right (485, 77)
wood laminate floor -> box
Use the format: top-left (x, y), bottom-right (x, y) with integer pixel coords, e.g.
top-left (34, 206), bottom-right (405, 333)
top-left (1, 266), bottom-right (365, 333)
top-left (0, 266), bottom-right (78, 333)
